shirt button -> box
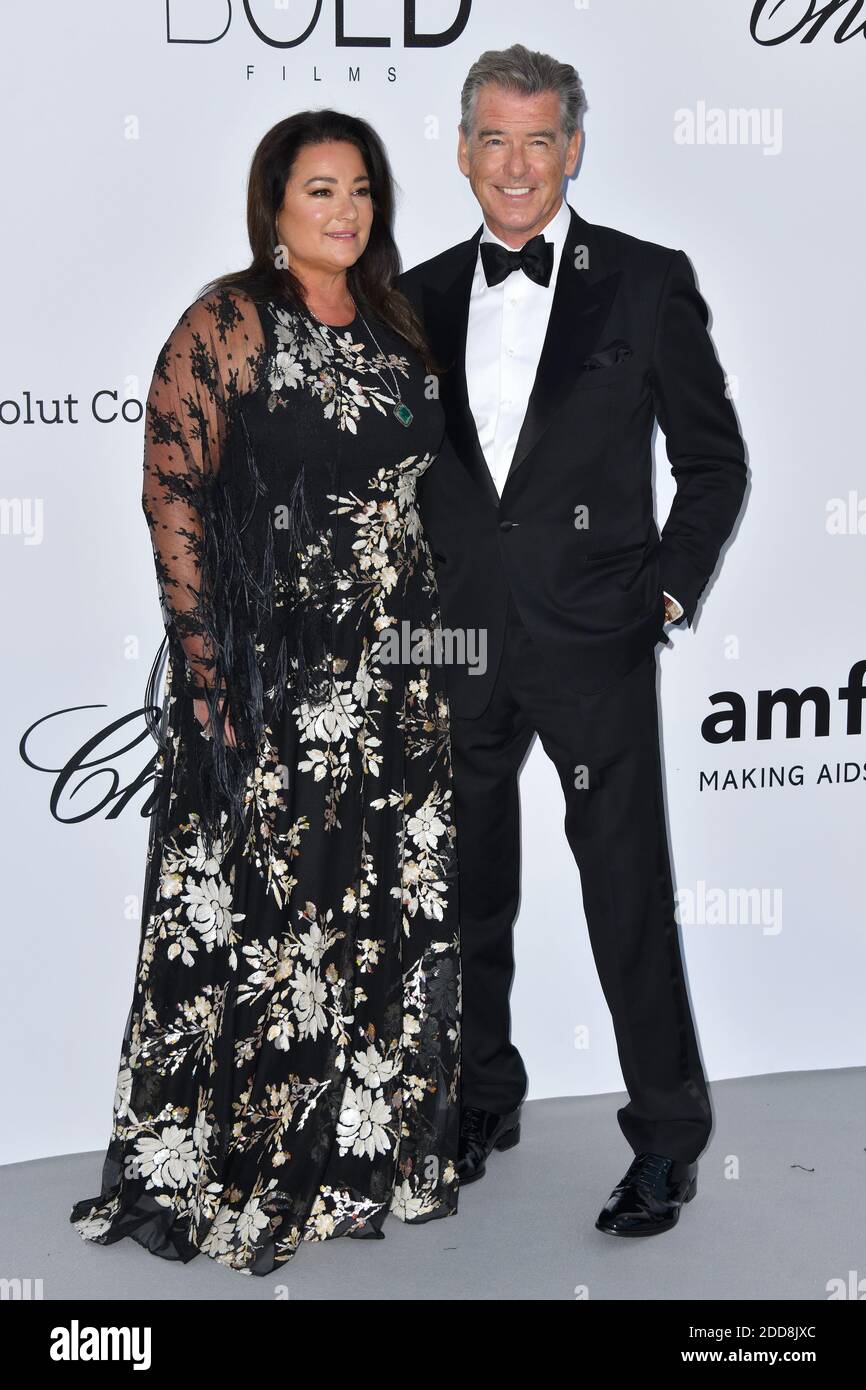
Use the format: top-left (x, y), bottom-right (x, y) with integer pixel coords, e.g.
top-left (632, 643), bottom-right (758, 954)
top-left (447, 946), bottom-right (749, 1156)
top-left (499, 520), bottom-right (519, 531)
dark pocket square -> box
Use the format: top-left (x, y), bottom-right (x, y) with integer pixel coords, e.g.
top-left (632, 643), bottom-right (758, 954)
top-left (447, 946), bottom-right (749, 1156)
top-left (582, 340), bottom-right (633, 371)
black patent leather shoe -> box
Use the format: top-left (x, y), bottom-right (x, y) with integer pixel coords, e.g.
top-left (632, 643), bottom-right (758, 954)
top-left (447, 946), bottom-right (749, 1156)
top-left (457, 1105), bottom-right (522, 1185)
top-left (595, 1152), bottom-right (698, 1236)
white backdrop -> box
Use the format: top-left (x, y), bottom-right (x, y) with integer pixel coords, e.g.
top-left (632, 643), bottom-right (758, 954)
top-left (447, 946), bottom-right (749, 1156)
top-left (2, 0), bottom-right (864, 1165)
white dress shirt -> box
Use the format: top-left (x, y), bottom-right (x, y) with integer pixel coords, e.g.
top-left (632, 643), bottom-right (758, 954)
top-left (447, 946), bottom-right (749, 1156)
top-left (466, 197), bottom-right (571, 495)
top-left (463, 197), bottom-right (683, 624)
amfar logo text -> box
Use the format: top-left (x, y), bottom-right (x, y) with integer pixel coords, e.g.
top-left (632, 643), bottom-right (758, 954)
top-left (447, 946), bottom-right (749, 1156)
top-left (702, 661), bottom-right (866, 742)
top-left (751, 0), bottom-right (866, 43)
top-left (166, 1), bottom-right (472, 48)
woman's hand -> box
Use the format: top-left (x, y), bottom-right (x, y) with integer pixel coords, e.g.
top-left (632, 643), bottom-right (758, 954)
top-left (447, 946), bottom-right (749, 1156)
top-left (192, 695), bottom-right (237, 748)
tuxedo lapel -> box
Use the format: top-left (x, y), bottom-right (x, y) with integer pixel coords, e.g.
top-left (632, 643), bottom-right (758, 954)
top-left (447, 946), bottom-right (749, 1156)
top-left (421, 229), bottom-right (501, 508)
top-left (505, 206), bottom-right (622, 487)
top-left (422, 206), bottom-right (622, 504)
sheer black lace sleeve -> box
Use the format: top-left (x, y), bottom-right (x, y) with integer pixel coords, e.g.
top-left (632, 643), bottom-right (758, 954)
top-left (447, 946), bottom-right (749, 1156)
top-left (142, 288), bottom-right (265, 690)
top-left (141, 287), bottom-right (268, 850)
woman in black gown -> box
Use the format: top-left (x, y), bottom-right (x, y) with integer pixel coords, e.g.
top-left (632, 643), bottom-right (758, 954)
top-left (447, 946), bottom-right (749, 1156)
top-left (70, 110), bottom-right (461, 1276)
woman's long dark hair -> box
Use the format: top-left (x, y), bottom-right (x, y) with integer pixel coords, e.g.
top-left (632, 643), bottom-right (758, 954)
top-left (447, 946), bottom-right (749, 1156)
top-left (199, 109), bottom-right (434, 369)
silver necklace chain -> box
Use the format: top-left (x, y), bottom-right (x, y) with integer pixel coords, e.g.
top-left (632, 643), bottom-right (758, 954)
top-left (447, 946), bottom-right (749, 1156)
top-left (310, 301), bottom-right (413, 427)
top-left (356, 308), bottom-right (401, 395)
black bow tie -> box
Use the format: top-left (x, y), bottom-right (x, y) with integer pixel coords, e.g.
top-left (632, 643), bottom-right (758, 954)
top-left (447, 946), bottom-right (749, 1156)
top-left (479, 233), bottom-right (554, 288)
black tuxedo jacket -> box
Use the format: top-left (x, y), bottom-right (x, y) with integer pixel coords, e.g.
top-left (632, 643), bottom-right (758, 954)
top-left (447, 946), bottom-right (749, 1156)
top-left (398, 203), bottom-right (747, 717)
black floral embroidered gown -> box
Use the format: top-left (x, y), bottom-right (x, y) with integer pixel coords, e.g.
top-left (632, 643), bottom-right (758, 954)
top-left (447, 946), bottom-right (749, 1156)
top-left (70, 286), bottom-right (461, 1276)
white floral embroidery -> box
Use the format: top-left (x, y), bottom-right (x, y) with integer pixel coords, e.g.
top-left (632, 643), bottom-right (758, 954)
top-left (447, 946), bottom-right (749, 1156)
top-left (336, 1085), bottom-right (394, 1160)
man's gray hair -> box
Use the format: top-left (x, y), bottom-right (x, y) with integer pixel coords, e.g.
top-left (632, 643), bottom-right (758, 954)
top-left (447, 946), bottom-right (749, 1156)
top-left (460, 43), bottom-right (588, 141)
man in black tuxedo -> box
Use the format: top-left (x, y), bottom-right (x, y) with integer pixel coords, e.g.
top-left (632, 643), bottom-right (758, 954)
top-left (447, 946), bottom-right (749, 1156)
top-left (399, 44), bottom-right (747, 1236)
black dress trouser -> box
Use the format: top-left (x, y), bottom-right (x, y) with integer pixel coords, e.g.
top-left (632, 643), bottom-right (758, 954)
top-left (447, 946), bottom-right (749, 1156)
top-left (448, 590), bottom-right (713, 1164)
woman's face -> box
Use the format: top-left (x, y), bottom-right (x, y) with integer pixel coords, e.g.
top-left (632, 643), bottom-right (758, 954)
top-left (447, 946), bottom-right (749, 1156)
top-left (275, 140), bottom-right (373, 278)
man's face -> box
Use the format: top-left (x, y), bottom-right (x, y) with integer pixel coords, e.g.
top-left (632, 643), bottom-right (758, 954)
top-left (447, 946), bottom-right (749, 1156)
top-left (457, 85), bottom-right (582, 247)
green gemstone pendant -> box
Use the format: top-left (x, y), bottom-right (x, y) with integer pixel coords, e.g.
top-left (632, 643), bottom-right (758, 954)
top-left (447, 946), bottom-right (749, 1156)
top-left (393, 402), bottom-right (413, 427)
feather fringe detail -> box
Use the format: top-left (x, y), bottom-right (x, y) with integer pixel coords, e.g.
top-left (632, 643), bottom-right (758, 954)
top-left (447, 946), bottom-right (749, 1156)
top-left (144, 412), bottom-right (339, 862)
